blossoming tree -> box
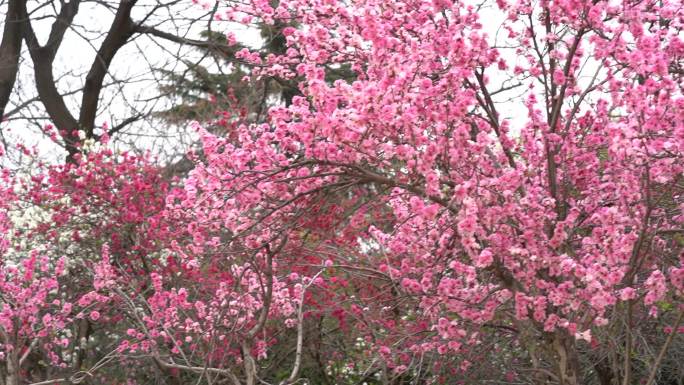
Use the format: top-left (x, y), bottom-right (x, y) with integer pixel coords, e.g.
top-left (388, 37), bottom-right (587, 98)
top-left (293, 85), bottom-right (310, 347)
top-left (0, 0), bottom-right (683, 384)
top-left (170, 0), bottom-right (684, 383)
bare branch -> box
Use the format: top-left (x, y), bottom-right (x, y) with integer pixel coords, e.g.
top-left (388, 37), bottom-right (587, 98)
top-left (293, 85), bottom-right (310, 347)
top-left (0, 0), bottom-right (23, 120)
top-left (21, 0), bottom-right (81, 157)
top-left (78, 0), bottom-right (137, 138)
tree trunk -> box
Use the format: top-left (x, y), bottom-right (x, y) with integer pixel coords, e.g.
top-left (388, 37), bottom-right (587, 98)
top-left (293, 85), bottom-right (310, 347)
top-left (242, 341), bottom-right (257, 385)
top-left (594, 359), bottom-right (615, 385)
top-left (5, 350), bottom-right (19, 385)
top-left (0, 0), bottom-right (23, 119)
top-left (553, 331), bottom-right (580, 385)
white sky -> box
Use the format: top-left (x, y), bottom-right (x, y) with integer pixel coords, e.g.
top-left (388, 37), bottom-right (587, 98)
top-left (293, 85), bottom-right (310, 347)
top-left (1, 0), bottom-right (262, 166)
top-left (0, 0), bottom-right (604, 167)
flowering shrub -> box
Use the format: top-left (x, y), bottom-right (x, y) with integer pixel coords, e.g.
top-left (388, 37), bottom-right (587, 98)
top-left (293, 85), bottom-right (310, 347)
top-left (1, 0), bottom-right (684, 384)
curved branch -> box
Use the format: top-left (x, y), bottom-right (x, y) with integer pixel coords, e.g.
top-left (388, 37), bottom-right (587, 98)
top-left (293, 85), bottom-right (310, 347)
top-left (78, 0), bottom-right (138, 138)
top-left (21, 0), bottom-right (81, 157)
top-left (0, 0), bottom-right (23, 121)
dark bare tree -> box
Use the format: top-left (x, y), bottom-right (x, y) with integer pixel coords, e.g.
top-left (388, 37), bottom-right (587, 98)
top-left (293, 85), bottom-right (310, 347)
top-left (0, 0), bottom-right (251, 164)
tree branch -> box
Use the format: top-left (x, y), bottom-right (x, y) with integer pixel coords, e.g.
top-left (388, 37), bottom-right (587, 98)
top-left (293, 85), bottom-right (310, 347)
top-left (78, 0), bottom-right (137, 138)
top-left (644, 310), bottom-right (684, 385)
top-left (21, 0), bottom-right (81, 159)
top-left (283, 269), bottom-right (324, 385)
top-left (0, 0), bottom-right (23, 121)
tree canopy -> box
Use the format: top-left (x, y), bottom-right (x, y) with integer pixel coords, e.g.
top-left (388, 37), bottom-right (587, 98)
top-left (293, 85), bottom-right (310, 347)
top-left (0, 0), bottom-right (682, 384)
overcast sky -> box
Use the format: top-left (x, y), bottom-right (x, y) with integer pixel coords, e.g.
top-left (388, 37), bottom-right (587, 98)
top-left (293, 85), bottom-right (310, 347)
top-left (1, 0), bottom-right (603, 167)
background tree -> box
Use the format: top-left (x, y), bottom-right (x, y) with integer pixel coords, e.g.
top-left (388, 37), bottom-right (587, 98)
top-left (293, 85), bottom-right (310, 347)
top-left (0, 0), bottom-right (259, 164)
